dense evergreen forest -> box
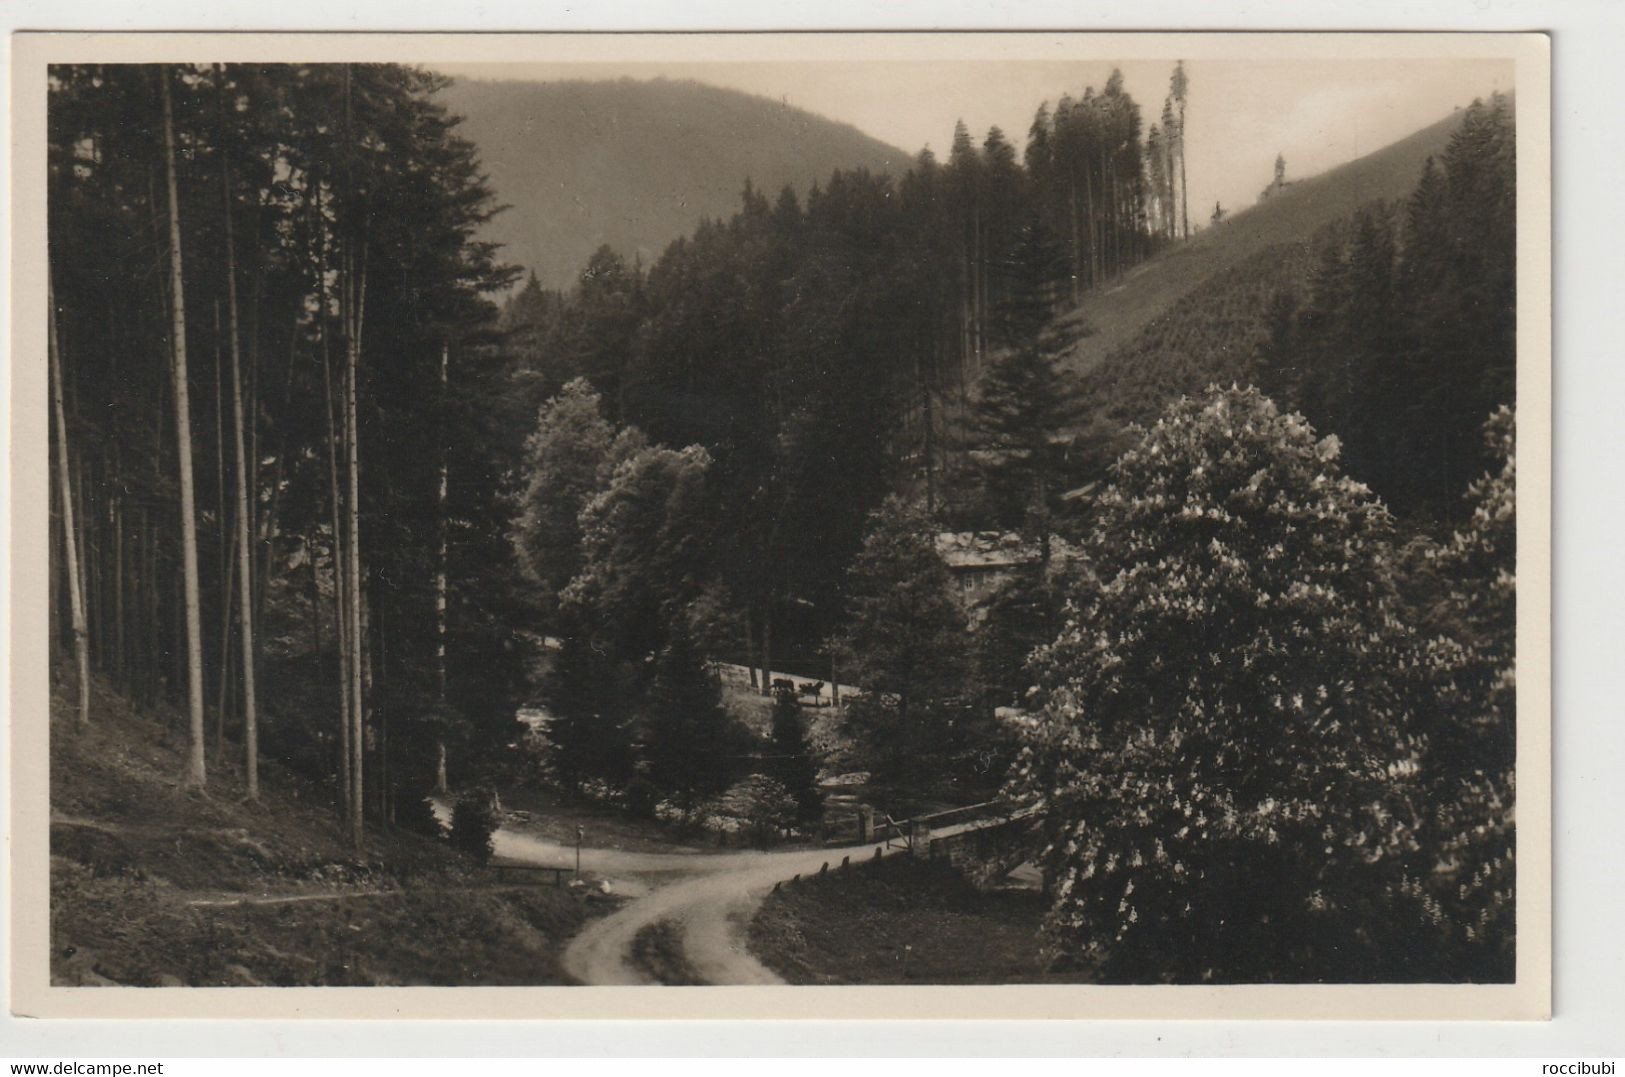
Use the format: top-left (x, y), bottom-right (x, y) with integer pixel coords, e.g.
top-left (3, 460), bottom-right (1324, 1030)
top-left (48, 63), bottom-right (525, 848)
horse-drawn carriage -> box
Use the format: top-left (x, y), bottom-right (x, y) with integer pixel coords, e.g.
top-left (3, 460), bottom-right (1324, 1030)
top-left (770, 677), bottom-right (826, 707)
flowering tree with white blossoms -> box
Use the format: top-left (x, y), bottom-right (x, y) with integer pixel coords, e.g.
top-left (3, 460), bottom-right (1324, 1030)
top-left (1010, 386), bottom-right (1426, 982)
top-left (1393, 405), bottom-right (1516, 981)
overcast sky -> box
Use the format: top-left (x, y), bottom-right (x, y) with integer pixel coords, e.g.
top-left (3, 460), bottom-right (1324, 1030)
top-left (435, 57), bottom-right (1512, 223)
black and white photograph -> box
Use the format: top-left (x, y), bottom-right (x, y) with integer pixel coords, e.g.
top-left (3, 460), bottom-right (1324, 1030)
top-left (10, 31), bottom-right (1550, 1018)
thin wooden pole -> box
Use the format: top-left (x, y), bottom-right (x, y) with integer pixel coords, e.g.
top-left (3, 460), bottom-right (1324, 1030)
top-left (161, 67), bottom-right (208, 787)
top-left (49, 275), bottom-right (91, 725)
top-left (219, 77), bottom-right (259, 798)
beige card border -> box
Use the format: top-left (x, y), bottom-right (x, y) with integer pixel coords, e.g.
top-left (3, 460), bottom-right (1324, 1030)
top-left (7, 30), bottom-right (1551, 1022)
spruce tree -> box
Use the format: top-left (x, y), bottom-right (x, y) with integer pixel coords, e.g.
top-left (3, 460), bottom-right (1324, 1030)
top-left (1252, 289), bottom-right (1301, 411)
top-left (541, 621), bottom-right (634, 789)
top-left (769, 687), bottom-right (823, 826)
top-left (973, 219), bottom-right (1079, 544)
top-left (833, 497), bottom-right (969, 781)
top-left (643, 624), bottom-right (736, 808)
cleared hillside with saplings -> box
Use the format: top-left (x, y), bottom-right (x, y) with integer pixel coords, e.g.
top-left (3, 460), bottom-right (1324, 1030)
top-left (1053, 107), bottom-right (1465, 380)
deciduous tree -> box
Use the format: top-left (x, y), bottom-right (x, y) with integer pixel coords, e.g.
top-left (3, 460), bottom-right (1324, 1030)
top-left (1011, 387), bottom-right (1423, 982)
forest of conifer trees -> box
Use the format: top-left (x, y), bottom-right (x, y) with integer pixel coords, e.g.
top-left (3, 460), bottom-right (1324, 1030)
top-left (48, 63), bottom-right (525, 847)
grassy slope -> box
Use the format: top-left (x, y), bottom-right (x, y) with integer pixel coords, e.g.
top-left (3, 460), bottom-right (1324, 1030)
top-left (439, 77), bottom-right (910, 288)
top-left (1076, 222), bottom-right (1350, 432)
top-left (749, 855), bottom-right (1086, 985)
top-left (48, 672), bottom-right (603, 986)
top-left (1054, 108), bottom-right (1464, 386)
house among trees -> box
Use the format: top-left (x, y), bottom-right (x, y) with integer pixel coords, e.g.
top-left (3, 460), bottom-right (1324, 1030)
top-left (934, 531), bottom-right (1078, 617)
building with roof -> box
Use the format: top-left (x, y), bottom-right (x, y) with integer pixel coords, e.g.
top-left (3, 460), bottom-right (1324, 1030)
top-left (934, 530), bottom-right (1082, 620)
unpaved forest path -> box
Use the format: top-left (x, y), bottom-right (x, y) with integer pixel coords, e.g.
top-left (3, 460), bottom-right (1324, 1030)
top-left (494, 824), bottom-right (877, 985)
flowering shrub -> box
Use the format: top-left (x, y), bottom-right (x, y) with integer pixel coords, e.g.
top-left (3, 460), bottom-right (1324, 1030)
top-left (1009, 386), bottom-right (1427, 982)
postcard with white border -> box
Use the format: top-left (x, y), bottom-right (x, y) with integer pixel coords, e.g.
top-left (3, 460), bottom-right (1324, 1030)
top-left (9, 30), bottom-right (1550, 1021)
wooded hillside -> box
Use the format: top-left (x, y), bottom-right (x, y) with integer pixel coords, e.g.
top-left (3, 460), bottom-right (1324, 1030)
top-left (437, 77), bottom-right (911, 289)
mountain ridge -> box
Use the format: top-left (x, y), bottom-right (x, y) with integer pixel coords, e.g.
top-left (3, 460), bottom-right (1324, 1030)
top-left (438, 76), bottom-right (912, 288)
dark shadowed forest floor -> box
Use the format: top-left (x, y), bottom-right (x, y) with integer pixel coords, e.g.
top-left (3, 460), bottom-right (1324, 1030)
top-left (47, 671), bottom-right (615, 986)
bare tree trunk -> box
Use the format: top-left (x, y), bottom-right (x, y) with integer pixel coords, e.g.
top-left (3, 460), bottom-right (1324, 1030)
top-left (745, 608), bottom-right (758, 691)
top-left (137, 507), bottom-right (151, 705)
top-left (341, 66), bottom-right (366, 850)
top-left (219, 105), bottom-right (259, 799)
top-left (161, 69), bottom-right (208, 787)
top-left (1081, 164), bottom-right (1097, 289)
top-left (113, 496), bottom-right (125, 684)
top-left (307, 531), bottom-right (322, 658)
top-left (760, 597), bottom-right (774, 698)
top-left (49, 275), bottom-right (91, 726)
top-left (213, 301), bottom-right (227, 711)
top-left (322, 300), bottom-right (351, 816)
top-left (74, 455), bottom-right (90, 671)
top-left (215, 518), bottom-right (238, 762)
top-left (924, 336), bottom-right (938, 514)
top-left (346, 246), bottom-right (368, 852)
top-left (1178, 108), bottom-right (1189, 240)
top-left (315, 189), bottom-right (352, 818)
top-left (49, 453), bottom-right (61, 663)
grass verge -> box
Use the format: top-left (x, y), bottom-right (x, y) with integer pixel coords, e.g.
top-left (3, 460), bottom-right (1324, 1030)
top-left (748, 854), bottom-right (1090, 984)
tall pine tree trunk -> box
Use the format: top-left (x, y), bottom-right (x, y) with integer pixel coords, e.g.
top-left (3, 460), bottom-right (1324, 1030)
top-left (317, 214), bottom-right (352, 818)
top-left (345, 247), bottom-right (368, 852)
top-left (214, 520), bottom-right (238, 761)
top-left (112, 495), bottom-right (125, 684)
top-left (213, 301), bottom-right (227, 713)
top-left (342, 65), bottom-right (367, 851)
top-left (759, 598), bottom-right (773, 698)
top-left (745, 608), bottom-right (758, 690)
top-left (161, 68), bottom-right (208, 788)
top-left (50, 450), bottom-right (61, 663)
top-left (344, 264), bottom-right (362, 848)
top-left (923, 337), bottom-right (938, 514)
top-left (1178, 108), bottom-right (1189, 240)
top-left (49, 275), bottom-right (91, 726)
top-left (220, 123), bottom-right (260, 799)
top-left (324, 333), bottom-right (352, 815)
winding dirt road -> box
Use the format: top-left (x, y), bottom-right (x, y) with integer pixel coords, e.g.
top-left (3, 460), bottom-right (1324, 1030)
top-left (493, 826), bottom-right (878, 985)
